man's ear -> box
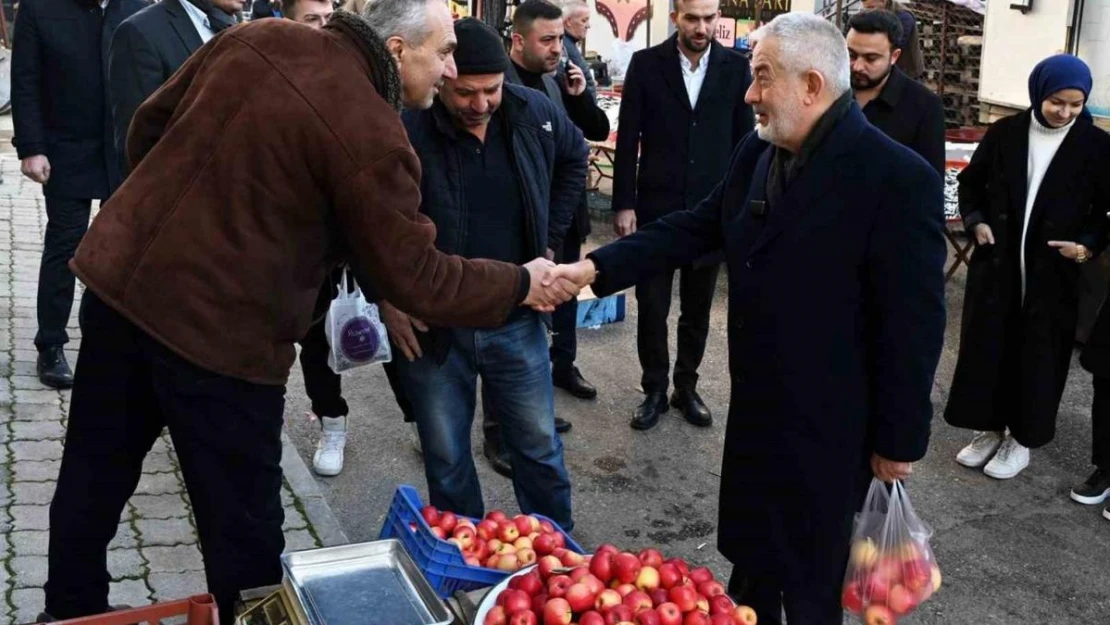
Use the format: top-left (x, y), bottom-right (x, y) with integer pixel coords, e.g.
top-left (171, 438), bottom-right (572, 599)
top-left (890, 48), bottom-right (902, 65)
top-left (386, 36), bottom-right (405, 63)
top-left (510, 31), bottom-right (524, 52)
top-left (804, 69), bottom-right (826, 104)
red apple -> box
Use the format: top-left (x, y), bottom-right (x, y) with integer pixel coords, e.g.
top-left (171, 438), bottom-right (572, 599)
top-left (864, 574), bottom-right (890, 604)
top-left (551, 532), bottom-right (566, 550)
top-left (657, 563), bottom-right (682, 590)
top-left (613, 553), bottom-right (643, 585)
top-left (474, 540), bottom-right (491, 561)
top-left (682, 611), bottom-right (710, 625)
top-left (582, 573), bottom-right (607, 596)
top-left (569, 566), bottom-right (590, 583)
top-left (497, 554), bottom-right (520, 572)
top-left (543, 598), bottom-right (572, 625)
top-left (515, 536), bottom-right (534, 551)
top-left (478, 520), bottom-right (499, 541)
top-left (731, 606), bottom-right (757, 625)
top-left (637, 548), bottom-right (664, 569)
top-left (590, 552), bottom-right (614, 583)
top-left (637, 609), bottom-right (662, 625)
top-left (560, 550), bottom-right (586, 568)
top-left (453, 525), bottom-right (476, 549)
top-left (487, 555), bottom-right (501, 569)
top-left (566, 582), bottom-right (596, 613)
top-left (616, 584), bottom-right (637, 598)
top-left (624, 590), bottom-right (653, 613)
top-left (608, 605), bottom-right (634, 624)
top-left (650, 589), bottom-right (669, 607)
top-left (510, 610), bottom-right (537, 625)
top-left (519, 573), bottom-right (544, 597)
top-left (465, 555), bottom-right (481, 567)
top-left (518, 548), bottom-right (537, 567)
top-left (489, 539), bottom-right (504, 553)
top-left (547, 575), bottom-right (573, 599)
top-left (431, 526), bottom-right (447, 539)
top-left (503, 590), bottom-right (533, 615)
top-left (531, 593), bottom-right (548, 614)
top-left (538, 555), bottom-right (563, 579)
top-left (636, 566), bottom-right (661, 591)
top-left (513, 515), bottom-right (533, 536)
top-left (539, 520), bottom-right (556, 534)
top-left (496, 543), bottom-right (518, 556)
top-left (874, 558), bottom-right (903, 584)
top-left (664, 559), bottom-right (690, 579)
top-left (694, 596), bottom-right (709, 614)
top-left (595, 589), bottom-right (623, 613)
top-left (841, 581), bottom-right (864, 614)
top-left (485, 605), bottom-right (508, 625)
top-left (667, 586), bottom-right (697, 613)
top-left (421, 505), bottom-right (440, 527)
top-left (456, 517), bottom-right (476, 530)
top-left (696, 581), bottom-right (725, 599)
top-left (887, 584), bottom-right (917, 615)
top-left (656, 603), bottom-right (682, 625)
top-left (596, 544), bottom-right (620, 558)
top-left (439, 511), bottom-right (458, 534)
top-left (864, 604), bottom-right (896, 625)
top-left (688, 568), bottom-right (713, 585)
top-left (527, 516), bottom-right (543, 533)
top-left (534, 533), bottom-right (557, 556)
top-left (903, 559), bottom-right (932, 593)
top-left (580, 611), bottom-right (606, 625)
top-left (499, 522), bottom-right (521, 543)
top-left (488, 510), bottom-right (509, 524)
top-left (708, 595), bottom-right (733, 615)
top-left (709, 615), bottom-right (732, 625)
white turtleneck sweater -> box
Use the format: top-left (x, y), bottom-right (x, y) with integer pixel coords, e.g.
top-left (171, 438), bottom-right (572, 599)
top-left (1020, 116), bottom-right (1075, 300)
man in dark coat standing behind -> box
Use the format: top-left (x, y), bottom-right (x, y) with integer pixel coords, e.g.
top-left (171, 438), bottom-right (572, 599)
top-left (11, 0), bottom-right (148, 389)
top-left (611, 0), bottom-right (752, 431)
top-left (546, 13), bottom-right (945, 624)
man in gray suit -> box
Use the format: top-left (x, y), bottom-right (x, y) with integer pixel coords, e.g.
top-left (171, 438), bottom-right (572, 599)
top-left (108, 0), bottom-right (242, 177)
top-left (560, 0), bottom-right (595, 99)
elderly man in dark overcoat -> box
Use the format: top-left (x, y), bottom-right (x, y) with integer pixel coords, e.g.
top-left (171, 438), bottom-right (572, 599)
top-left (546, 12), bottom-right (946, 624)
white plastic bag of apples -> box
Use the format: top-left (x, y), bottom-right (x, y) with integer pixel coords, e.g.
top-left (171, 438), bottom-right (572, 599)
top-left (842, 479), bottom-right (941, 624)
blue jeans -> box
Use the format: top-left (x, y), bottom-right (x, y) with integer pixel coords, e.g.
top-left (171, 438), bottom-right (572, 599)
top-left (395, 312), bottom-right (573, 530)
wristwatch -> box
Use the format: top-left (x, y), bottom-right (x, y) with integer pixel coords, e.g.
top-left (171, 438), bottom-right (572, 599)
top-left (1076, 245), bottom-right (1090, 264)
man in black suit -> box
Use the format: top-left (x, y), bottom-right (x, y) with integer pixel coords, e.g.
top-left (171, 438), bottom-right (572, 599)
top-left (611, 0), bottom-right (752, 431)
top-left (847, 9), bottom-right (944, 174)
top-left (108, 0), bottom-right (242, 177)
top-left (11, 0), bottom-right (148, 389)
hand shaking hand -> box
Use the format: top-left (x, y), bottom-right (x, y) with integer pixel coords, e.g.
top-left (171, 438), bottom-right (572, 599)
top-left (522, 258), bottom-right (599, 311)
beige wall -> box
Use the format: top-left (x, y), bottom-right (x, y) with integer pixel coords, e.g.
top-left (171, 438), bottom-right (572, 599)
top-left (977, 0), bottom-right (1071, 110)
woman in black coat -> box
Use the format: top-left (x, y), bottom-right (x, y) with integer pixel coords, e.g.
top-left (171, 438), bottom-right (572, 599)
top-left (945, 55), bottom-right (1110, 480)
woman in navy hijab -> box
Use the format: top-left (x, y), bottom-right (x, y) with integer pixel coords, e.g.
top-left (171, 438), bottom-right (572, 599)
top-left (946, 55), bottom-right (1110, 491)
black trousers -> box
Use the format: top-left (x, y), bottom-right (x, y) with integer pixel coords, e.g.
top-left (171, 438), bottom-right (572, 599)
top-left (635, 262), bottom-right (719, 394)
top-left (1092, 376), bottom-right (1110, 471)
top-left (36, 196), bottom-right (92, 350)
top-left (727, 567), bottom-right (843, 625)
top-left (550, 222), bottom-right (582, 374)
top-left (45, 294), bottom-right (286, 625)
top-left (300, 283), bottom-right (348, 418)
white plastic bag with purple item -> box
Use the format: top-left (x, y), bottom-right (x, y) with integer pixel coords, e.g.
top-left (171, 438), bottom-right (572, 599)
top-left (324, 267), bottom-right (391, 373)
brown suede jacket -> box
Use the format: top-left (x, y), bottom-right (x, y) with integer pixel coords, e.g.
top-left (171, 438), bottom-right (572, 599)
top-left (71, 18), bottom-right (528, 385)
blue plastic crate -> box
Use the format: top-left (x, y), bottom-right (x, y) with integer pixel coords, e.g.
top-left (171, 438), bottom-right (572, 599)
top-left (576, 291), bottom-right (625, 329)
top-left (379, 484), bottom-right (584, 598)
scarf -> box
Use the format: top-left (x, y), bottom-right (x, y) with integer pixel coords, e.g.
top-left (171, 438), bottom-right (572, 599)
top-left (766, 90), bottom-right (853, 208)
top-left (184, 0), bottom-right (239, 32)
top-left (325, 10), bottom-right (403, 113)
top-left (1027, 54), bottom-right (1093, 127)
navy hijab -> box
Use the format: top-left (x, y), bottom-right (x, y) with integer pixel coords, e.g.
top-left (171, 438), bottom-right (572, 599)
top-left (1028, 54), bottom-right (1093, 127)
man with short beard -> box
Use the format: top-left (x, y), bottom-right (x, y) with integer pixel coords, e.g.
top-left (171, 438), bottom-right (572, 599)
top-left (847, 9), bottom-right (944, 174)
top-left (611, 0), bottom-right (752, 432)
top-left (548, 13), bottom-right (946, 623)
top-left (384, 17), bottom-right (586, 531)
top-left (42, 2), bottom-right (577, 622)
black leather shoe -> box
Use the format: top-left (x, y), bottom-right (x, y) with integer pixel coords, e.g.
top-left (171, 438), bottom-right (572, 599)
top-left (671, 388), bottom-right (712, 427)
top-left (37, 346), bottom-right (74, 389)
top-left (555, 417), bottom-right (572, 434)
top-left (483, 440), bottom-right (513, 478)
top-left (553, 366), bottom-right (598, 400)
top-left (631, 391), bottom-right (668, 430)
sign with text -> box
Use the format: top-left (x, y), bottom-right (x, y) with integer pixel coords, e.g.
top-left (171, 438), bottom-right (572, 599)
top-left (720, 0), bottom-right (790, 22)
top-left (715, 18), bottom-right (737, 48)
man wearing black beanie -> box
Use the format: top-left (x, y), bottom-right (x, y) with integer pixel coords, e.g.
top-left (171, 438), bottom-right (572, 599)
top-left (379, 17), bottom-right (588, 529)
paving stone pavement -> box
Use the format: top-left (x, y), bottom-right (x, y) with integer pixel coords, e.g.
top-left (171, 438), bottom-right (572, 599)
top-left (0, 156), bottom-right (323, 624)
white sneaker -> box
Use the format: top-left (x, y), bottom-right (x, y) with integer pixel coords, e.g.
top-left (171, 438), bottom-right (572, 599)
top-left (956, 431), bottom-right (1004, 468)
top-left (313, 417), bottom-right (347, 476)
top-left (409, 422), bottom-right (422, 454)
top-left (983, 435), bottom-right (1029, 479)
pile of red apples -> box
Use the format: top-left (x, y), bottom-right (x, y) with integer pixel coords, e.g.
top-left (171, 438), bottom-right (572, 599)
top-left (484, 544), bottom-right (758, 625)
top-left (841, 538), bottom-right (941, 624)
top-left (418, 506), bottom-right (573, 572)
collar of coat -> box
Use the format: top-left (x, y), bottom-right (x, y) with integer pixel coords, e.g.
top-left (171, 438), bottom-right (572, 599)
top-left (324, 10), bottom-right (403, 113)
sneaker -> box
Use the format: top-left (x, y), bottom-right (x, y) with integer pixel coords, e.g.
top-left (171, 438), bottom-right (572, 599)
top-left (1070, 468), bottom-right (1110, 505)
top-left (312, 416), bottom-right (347, 476)
top-left (983, 435), bottom-right (1030, 479)
top-left (955, 431), bottom-right (1004, 468)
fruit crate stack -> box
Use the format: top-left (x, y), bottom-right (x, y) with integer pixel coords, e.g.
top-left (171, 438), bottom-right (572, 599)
top-left (379, 484), bottom-right (585, 598)
top-left (909, 0), bottom-right (984, 129)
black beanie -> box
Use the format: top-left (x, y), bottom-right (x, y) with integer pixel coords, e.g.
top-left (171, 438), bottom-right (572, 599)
top-left (453, 18), bottom-right (510, 75)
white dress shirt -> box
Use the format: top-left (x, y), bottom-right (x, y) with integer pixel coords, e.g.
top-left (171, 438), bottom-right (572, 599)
top-left (180, 0), bottom-right (217, 43)
top-left (679, 45), bottom-right (711, 109)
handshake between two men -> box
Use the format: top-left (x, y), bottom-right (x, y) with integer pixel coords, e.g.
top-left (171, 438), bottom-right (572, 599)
top-left (521, 258), bottom-right (599, 312)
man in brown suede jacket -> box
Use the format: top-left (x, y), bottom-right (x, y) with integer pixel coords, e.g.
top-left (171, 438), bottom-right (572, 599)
top-left (41, 2), bottom-right (577, 622)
